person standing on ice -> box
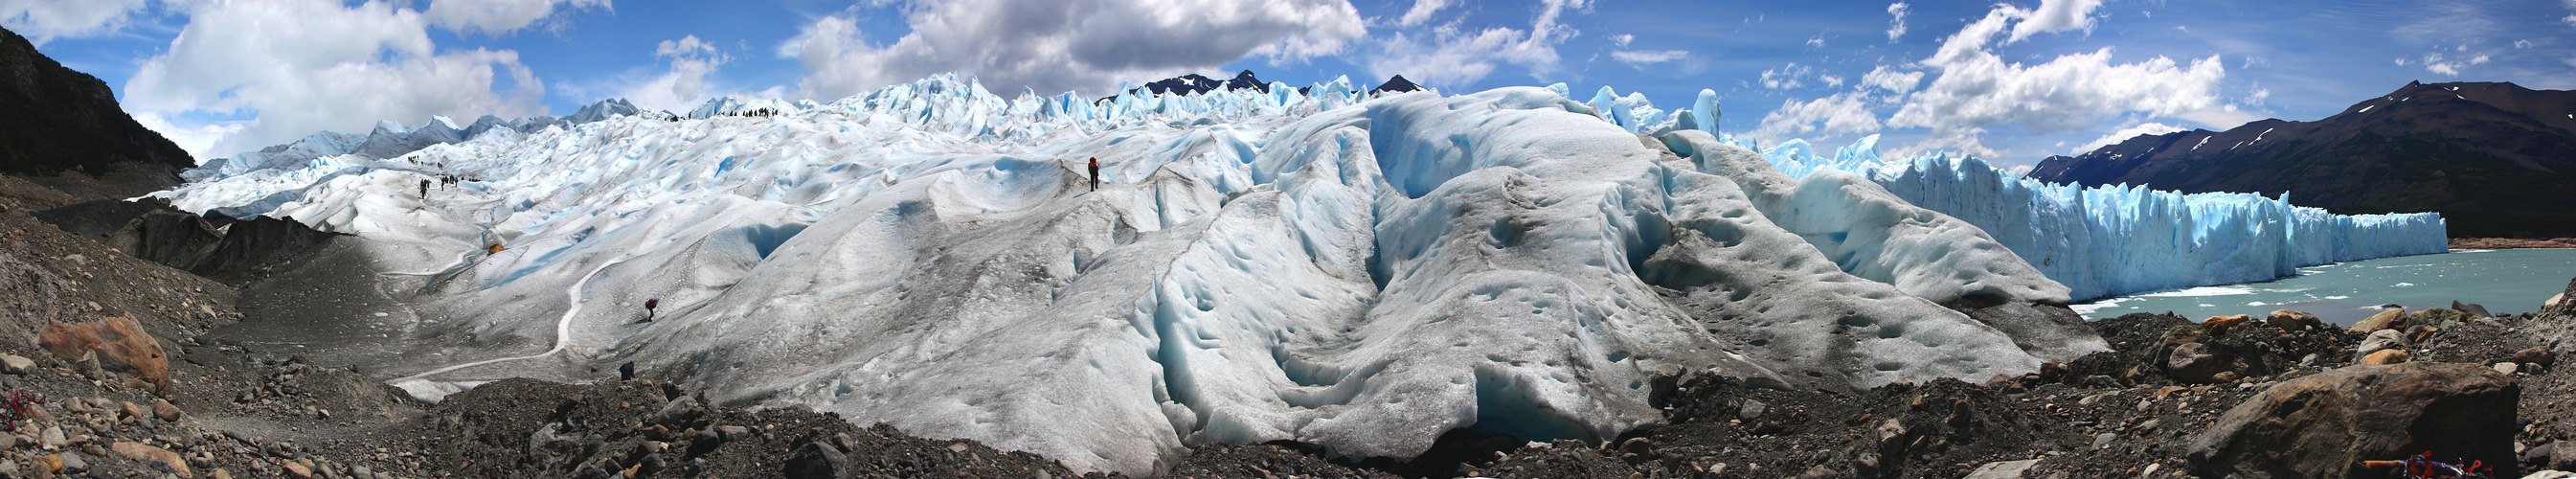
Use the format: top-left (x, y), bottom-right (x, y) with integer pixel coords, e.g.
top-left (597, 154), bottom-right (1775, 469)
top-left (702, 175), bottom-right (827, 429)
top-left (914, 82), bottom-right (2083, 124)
top-left (418, 179), bottom-right (430, 199)
top-left (1088, 157), bottom-right (1101, 192)
top-left (642, 298), bottom-right (659, 323)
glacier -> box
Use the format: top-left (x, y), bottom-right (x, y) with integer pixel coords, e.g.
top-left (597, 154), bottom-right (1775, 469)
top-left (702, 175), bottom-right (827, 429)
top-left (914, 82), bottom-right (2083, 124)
top-left (1752, 137), bottom-right (2449, 302)
top-left (152, 73), bottom-right (2431, 474)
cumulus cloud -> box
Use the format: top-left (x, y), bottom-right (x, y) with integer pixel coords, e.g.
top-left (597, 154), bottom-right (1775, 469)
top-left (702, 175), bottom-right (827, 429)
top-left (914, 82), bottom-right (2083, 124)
top-left (0, 0), bottom-right (148, 44)
top-left (1886, 3), bottom-right (1909, 42)
top-left (131, 113), bottom-right (242, 162)
top-left (124, 0), bottom-right (546, 159)
top-left (1889, 7), bottom-right (2225, 136)
top-left (1607, 33), bottom-right (1633, 47)
top-left (2004, 0), bottom-right (2104, 42)
top-left (425, 0), bottom-right (609, 34)
top-left (603, 35), bottom-right (732, 113)
top-left (1363, 0), bottom-right (1587, 90)
top-left (1610, 49), bottom-right (1686, 68)
top-left (783, 0), bottom-right (1367, 101)
top-left (1750, 93), bottom-right (1881, 145)
top-left (2071, 122), bottom-right (2183, 154)
top-left (1396, 0), bottom-right (1453, 27)
top-left (1860, 65), bottom-right (1922, 93)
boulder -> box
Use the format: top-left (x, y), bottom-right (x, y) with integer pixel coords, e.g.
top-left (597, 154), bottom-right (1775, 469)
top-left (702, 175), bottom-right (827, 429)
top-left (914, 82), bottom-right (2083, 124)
top-left (2549, 292), bottom-right (2565, 312)
top-left (2353, 308), bottom-right (2408, 333)
top-left (2452, 301), bottom-right (2494, 319)
top-left (2266, 309), bottom-right (2322, 330)
top-left (110, 442), bottom-right (188, 476)
top-left (2357, 330), bottom-right (2408, 360)
top-left (36, 316), bottom-right (169, 392)
top-left (2166, 342), bottom-right (2233, 383)
top-left (2516, 348), bottom-right (2556, 369)
top-left (2409, 308), bottom-right (2472, 328)
top-left (0, 354), bottom-right (30, 375)
top-left (2361, 349), bottom-right (2410, 365)
top-left (2203, 314), bottom-right (2252, 330)
top-left (2548, 276), bottom-right (2576, 320)
top-left (2188, 363), bottom-right (2520, 478)
top-left (1964, 459), bottom-right (2039, 478)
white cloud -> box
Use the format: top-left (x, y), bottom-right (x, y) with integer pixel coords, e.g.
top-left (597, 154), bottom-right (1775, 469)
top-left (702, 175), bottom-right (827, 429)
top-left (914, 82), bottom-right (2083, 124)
top-left (2517, 39), bottom-right (2535, 49)
top-left (2005, 0), bottom-right (2105, 42)
top-left (1889, 7), bottom-right (2226, 135)
top-left (425, 0), bottom-right (610, 35)
top-left (1610, 49), bottom-right (1687, 68)
top-left (123, 0), bottom-right (547, 159)
top-left (2071, 122), bottom-right (2183, 154)
top-left (1607, 33), bottom-right (1633, 47)
top-left (1861, 66), bottom-right (1922, 93)
top-left (1805, 35), bottom-right (1825, 48)
top-left (1750, 93), bottom-right (1881, 145)
top-left (784, 0), bottom-right (1367, 101)
top-left (1396, 0), bottom-right (1453, 27)
top-left (1361, 0), bottom-right (1586, 91)
top-left (1759, 62), bottom-right (1813, 89)
top-left (2420, 51), bottom-right (2490, 76)
top-left (131, 113), bottom-right (242, 162)
top-left (604, 35), bottom-right (732, 113)
top-left (2562, 14), bottom-right (2573, 29)
top-left (1886, 3), bottom-right (1909, 42)
top-left (0, 0), bottom-right (147, 44)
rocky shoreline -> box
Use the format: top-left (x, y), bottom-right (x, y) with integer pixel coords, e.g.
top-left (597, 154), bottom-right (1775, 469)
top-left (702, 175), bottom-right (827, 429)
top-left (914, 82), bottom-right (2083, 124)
top-left (5, 176), bottom-right (2576, 477)
top-left (2452, 238), bottom-right (2576, 249)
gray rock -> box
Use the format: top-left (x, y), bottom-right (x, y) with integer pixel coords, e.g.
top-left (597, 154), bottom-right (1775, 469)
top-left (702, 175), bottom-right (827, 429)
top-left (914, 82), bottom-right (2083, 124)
top-left (2452, 301), bottom-right (2493, 319)
top-left (2092, 432), bottom-right (2117, 448)
top-left (59, 450), bottom-right (85, 472)
top-left (39, 426), bottom-right (65, 449)
top-left (784, 441), bottom-right (847, 479)
top-left (1964, 459), bottom-right (2039, 478)
top-left (2357, 330), bottom-right (2407, 360)
top-left (0, 354), bottom-right (32, 375)
top-left (1738, 399), bottom-right (1768, 420)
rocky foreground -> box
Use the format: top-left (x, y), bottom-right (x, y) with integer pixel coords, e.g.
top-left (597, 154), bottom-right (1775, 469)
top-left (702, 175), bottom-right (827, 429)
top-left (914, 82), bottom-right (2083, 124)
top-left (4, 171), bottom-right (2576, 477)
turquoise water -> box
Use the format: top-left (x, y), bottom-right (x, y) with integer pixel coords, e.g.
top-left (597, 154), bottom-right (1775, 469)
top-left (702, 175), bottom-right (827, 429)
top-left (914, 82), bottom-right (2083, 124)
top-left (2074, 248), bottom-right (2576, 326)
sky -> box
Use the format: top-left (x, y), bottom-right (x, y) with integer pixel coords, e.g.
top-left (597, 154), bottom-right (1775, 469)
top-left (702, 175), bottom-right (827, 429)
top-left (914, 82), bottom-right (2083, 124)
top-left (9, 0), bottom-right (2575, 169)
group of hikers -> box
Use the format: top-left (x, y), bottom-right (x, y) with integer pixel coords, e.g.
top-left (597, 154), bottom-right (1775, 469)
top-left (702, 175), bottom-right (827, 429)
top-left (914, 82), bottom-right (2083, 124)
top-left (417, 173), bottom-right (464, 198)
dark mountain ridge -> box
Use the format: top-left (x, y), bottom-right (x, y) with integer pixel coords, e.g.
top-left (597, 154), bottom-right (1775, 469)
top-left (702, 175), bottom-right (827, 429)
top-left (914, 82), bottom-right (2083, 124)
top-left (2028, 81), bottom-right (2576, 238)
top-left (0, 26), bottom-right (192, 186)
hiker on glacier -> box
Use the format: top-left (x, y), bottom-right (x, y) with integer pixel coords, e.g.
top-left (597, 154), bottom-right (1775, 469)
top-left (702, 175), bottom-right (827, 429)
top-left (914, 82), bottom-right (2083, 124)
top-left (1088, 157), bottom-right (1101, 192)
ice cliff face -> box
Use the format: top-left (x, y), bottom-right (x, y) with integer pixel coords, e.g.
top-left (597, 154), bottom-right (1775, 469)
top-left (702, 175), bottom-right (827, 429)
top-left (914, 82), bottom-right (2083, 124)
top-left (1755, 138), bottom-right (2449, 302)
top-left (154, 74), bottom-right (2427, 474)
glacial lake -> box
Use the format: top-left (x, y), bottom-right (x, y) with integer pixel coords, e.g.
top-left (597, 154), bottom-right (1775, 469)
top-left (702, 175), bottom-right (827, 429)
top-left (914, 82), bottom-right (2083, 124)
top-left (2074, 248), bottom-right (2576, 326)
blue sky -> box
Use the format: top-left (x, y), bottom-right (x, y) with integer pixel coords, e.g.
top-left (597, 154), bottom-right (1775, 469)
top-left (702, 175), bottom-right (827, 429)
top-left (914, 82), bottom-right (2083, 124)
top-left (11, 0), bottom-right (2575, 168)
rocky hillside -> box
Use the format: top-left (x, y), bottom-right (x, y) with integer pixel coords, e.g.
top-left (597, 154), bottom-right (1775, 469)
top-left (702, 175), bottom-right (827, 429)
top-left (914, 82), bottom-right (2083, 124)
top-left (0, 27), bottom-right (192, 194)
top-left (2028, 81), bottom-right (2576, 238)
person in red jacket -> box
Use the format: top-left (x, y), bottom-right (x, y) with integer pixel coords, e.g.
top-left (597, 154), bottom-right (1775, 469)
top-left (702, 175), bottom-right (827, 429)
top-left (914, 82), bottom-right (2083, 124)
top-left (643, 298), bottom-right (659, 323)
top-left (1088, 157), bottom-right (1100, 192)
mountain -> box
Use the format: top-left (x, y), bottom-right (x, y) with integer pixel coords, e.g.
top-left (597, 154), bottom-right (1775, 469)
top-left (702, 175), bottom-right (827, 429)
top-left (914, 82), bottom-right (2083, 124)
top-left (1370, 75), bottom-right (1423, 94)
top-left (2028, 81), bottom-right (2576, 238)
top-left (188, 98), bottom-right (652, 180)
top-left (0, 26), bottom-right (192, 188)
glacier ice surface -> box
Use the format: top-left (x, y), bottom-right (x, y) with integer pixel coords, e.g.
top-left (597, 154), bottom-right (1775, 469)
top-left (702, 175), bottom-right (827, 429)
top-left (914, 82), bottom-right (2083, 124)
top-left (156, 73), bottom-right (2432, 474)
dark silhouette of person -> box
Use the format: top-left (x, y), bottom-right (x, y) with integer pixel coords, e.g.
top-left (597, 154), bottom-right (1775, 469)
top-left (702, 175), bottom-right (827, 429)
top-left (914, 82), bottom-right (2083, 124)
top-left (1088, 157), bottom-right (1100, 192)
top-left (619, 361), bottom-right (636, 381)
top-left (418, 179), bottom-right (430, 198)
top-left (643, 298), bottom-right (659, 323)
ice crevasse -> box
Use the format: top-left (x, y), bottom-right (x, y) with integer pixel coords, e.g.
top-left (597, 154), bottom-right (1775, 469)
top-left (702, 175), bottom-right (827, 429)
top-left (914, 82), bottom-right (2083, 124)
top-left (155, 74), bottom-right (2435, 474)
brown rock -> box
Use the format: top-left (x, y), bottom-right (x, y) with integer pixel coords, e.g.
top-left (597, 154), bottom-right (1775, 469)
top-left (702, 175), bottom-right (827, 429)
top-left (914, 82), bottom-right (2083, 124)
top-left (2166, 342), bottom-right (2234, 383)
top-left (2189, 363), bottom-right (2519, 478)
top-left (2265, 309), bottom-right (2321, 330)
top-left (33, 454), bottom-right (61, 472)
top-left (111, 441), bottom-right (189, 476)
top-left (2515, 347), bottom-right (2555, 369)
top-left (2361, 349), bottom-right (2410, 365)
top-left (150, 399), bottom-right (180, 422)
top-left (35, 316), bottom-right (169, 393)
top-left (2352, 308), bottom-right (2407, 333)
top-left (117, 401), bottom-right (141, 421)
top-left (280, 459), bottom-right (313, 479)
top-left (2203, 314), bottom-right (2252, 330)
